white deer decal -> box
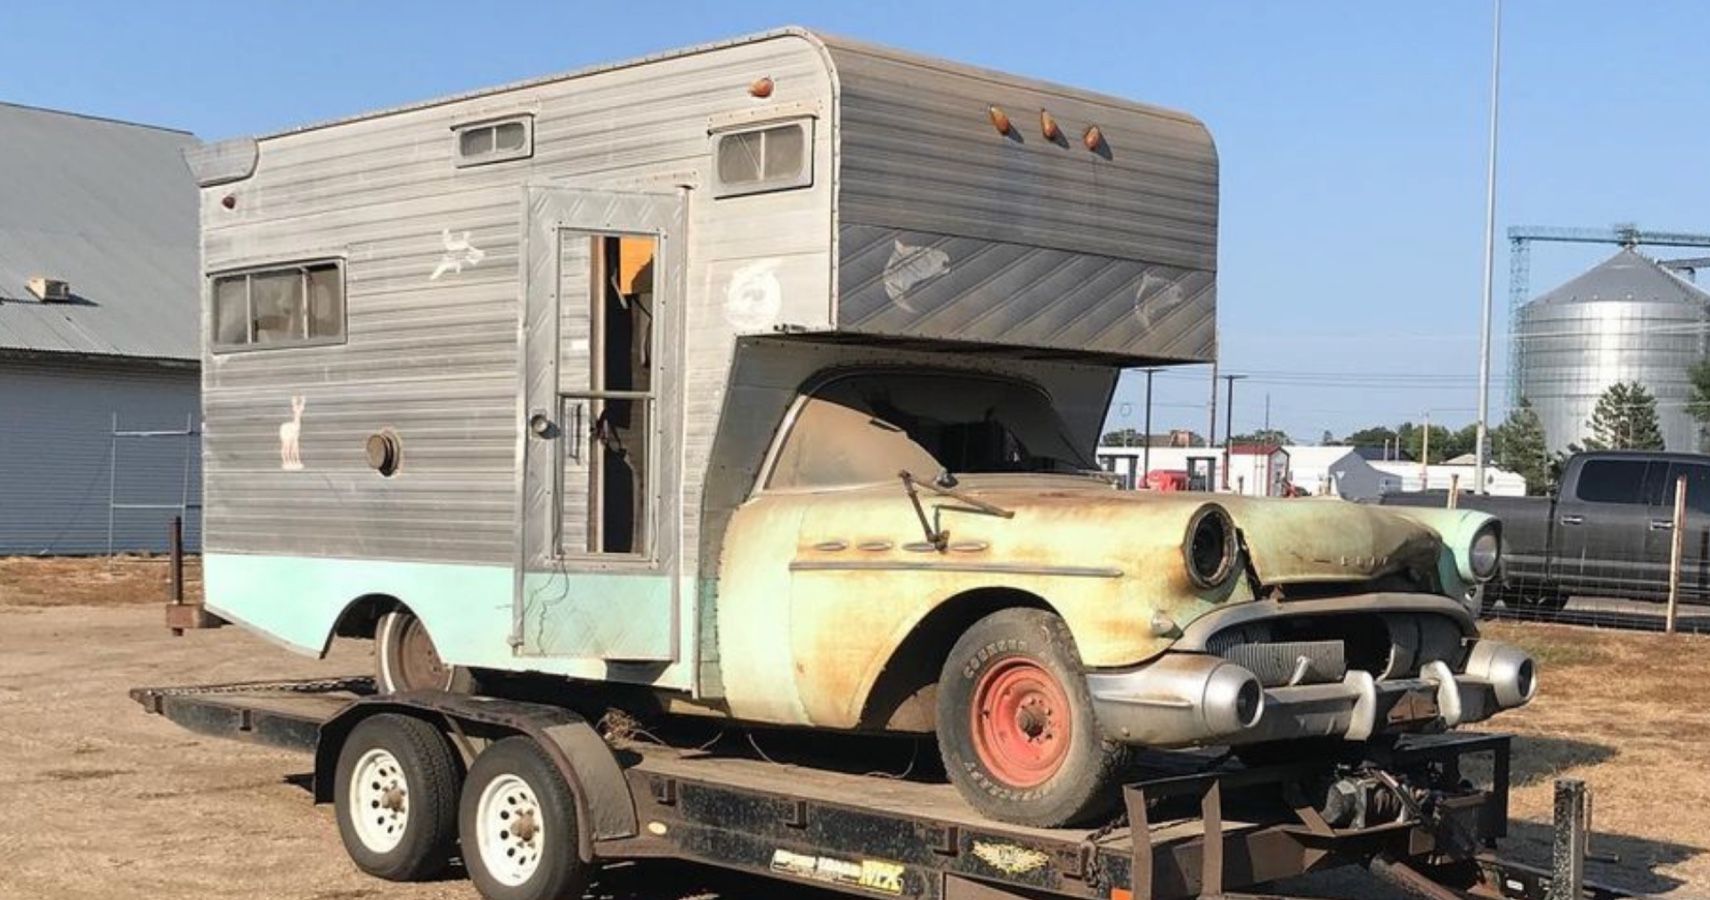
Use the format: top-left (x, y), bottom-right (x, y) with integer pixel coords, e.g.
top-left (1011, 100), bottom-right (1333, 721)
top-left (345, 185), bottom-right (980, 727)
top-left (279, 395), bottom-right (306, 471)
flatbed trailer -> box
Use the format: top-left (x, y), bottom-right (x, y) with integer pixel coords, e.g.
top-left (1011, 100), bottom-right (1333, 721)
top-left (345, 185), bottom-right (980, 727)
top-left (130, 678), bottom-right (1632, 900)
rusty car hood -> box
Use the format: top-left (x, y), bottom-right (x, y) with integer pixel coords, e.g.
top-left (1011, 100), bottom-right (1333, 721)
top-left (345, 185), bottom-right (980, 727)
top-left (929, 476), bottom-right (1445, 586)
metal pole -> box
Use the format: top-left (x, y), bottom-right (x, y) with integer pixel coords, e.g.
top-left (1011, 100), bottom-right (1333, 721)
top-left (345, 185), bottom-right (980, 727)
top-left (1142, 368), bottom-right (1158, 484)
top-left (1474, 0), bottom-right (1504, 496)
top-left (107, 412), bottom-right (118, 558)
top-left (1421, 411), bottom-right (1432, 491)
top-left (1669, 473), bottom-right (1687, 634)
top-left (1222, 375), bottom-right (1244, 494)
top-left (1207, 360), bottom-right (1219, 456)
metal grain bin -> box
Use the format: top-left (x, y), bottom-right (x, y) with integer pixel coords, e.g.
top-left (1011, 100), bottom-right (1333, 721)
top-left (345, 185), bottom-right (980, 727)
top-left (1517, 247), bottom-right (1710, 454)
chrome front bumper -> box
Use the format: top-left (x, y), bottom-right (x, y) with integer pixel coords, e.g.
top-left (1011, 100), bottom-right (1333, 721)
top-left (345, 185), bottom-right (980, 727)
top-left (1085, 640), bottom-right (1536, 748)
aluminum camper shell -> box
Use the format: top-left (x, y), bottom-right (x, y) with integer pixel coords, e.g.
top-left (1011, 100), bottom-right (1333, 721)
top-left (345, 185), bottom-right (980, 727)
top-left (185, 27), bottom-right (1218, 697)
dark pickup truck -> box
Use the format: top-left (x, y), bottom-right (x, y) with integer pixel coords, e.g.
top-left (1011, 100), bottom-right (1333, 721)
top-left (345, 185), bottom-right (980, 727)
top-left (1384, 450), bottom-right (1710, 610)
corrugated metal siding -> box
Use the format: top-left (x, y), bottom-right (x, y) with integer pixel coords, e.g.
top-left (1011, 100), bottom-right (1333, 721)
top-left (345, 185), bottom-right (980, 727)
top-left (202, 34), bottom-right (835, 574)
top-left (822, 37), bottom-right (1217, 362)
top-left (0, 358), bottom-right (201, 554)
top-left (0, 103), bottom-right (199, 359)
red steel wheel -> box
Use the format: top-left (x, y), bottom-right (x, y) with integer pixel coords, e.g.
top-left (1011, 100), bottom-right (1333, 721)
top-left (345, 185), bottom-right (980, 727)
top-left (968, 658), bottom-right (1073, 788)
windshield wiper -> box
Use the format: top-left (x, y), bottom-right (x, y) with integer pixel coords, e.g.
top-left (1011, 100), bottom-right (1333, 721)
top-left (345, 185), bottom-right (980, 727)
top-left (898, 469), bottom-right (1016, 551)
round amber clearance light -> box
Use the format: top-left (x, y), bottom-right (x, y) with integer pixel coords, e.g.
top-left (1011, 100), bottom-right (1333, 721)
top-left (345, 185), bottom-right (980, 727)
top-left (1184, 504), bottom-right (1238, 589)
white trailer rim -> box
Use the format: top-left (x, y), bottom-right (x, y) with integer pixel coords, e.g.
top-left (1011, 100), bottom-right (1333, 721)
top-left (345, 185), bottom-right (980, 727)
top-left (348, 748), bottom-right (410, 853)
top-left (475, 773), bottom-right (546, 886)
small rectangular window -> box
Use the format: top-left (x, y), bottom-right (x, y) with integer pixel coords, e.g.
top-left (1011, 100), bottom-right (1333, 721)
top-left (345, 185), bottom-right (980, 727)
top-left (713, 119), bottom-right (812, 197)
top-left (210, 260), bottom-right (345, 352)
top-left (454, 116), bottom-right (533, 168)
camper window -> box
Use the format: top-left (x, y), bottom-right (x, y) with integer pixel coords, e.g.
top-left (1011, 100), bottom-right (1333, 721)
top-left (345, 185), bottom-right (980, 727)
top-left (454, 116), bottom-right (533, 167)
top-left (713, 120), bottom-right (811, 197)
top-left (210, 261), bottom-right (345, 352)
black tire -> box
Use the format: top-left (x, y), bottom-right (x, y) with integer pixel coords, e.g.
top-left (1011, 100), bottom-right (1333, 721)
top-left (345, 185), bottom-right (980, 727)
top-left (333, 713), bottom-right (462, 881)
top-left (936, 608), bottom-right (1130, 827)
top-left (459, 736), bottom-right (590, 900)
top-left (376, 609), bottom-right (476, 694)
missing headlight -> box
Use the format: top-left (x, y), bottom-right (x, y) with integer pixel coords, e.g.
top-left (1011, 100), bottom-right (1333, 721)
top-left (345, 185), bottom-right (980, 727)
top-left (1185, 503), bottom-right (1239, 589)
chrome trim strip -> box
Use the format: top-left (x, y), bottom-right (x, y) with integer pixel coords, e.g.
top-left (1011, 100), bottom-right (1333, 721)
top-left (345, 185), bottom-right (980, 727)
top-left (1173, 593), bottom-right (1477, 652)
top-left (788, 559), bottom-right (1122, 578)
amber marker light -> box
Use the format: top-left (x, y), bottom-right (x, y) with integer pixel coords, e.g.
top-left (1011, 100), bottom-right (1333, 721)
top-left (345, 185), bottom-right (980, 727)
top-left (988, 105), bottom-right (1012, 136)
top-left (749, 76), bottom-right (774, 98)
top-left (1082, 124), bottom-right (1104, 152)
top-left (1040, 110), bottom-right (1062, 142)
top-left (221, 194), bottom-right (237, 209)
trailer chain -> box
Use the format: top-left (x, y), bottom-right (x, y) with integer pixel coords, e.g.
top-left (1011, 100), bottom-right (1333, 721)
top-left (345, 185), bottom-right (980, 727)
top-left (1079, 809), bottom-right (1129, 893)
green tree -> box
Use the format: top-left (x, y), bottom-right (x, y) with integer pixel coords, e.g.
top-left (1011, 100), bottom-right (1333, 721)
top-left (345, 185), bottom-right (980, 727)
top-left (1396, 421), bottom-right (1454, 463)
top-left (1231, 428), bottom-right (1292, 446)
top-left (1583, 381), bottom-right (1664, 451)
top-left (1493, 398), bottom-right (1552, 495)
top-left (1686, 358), bottom-right (1710, 449)
top-left (1343, 426), bottom-right (1397, 450)
top-left (1100, 427), bottom-right (1145, 447)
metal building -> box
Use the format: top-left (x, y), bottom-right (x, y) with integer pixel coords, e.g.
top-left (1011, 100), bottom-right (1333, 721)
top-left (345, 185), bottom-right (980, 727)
top-left (0, 102), bottom-right (202, 554)
top-left (1516, 246), bottom-right (1710, 455)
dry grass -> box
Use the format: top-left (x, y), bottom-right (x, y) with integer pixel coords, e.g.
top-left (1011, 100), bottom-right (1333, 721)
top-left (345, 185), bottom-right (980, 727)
top-left (1478, 620), bottom-right (1710, 892)
top-left (0, 554), bottom-right (201, 607)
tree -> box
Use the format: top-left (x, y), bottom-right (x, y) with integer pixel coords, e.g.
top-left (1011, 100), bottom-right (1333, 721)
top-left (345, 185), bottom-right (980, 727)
top-left (1100, 428), bottom-right (1145, 447)
top-left (1396, 421), bottom-right (1454, 464)
top-left (1231, 428), bottom-right (1291, 446)
top-left (1583, 381), bottom-right (1664, 451)
top-left (1343, 426), bottom-right (1397, 451)
top-left (1686, 358), bottom-right (1710, 449)
top-left (1446, 423), bottom-right (1480, 461)
top-left (1493, 398), bottom-right (1552, 495)
top-left (1319, 429), bottom-right (1338, 446)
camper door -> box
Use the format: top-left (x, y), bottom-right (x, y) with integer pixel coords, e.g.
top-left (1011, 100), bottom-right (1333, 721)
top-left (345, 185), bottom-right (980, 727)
top-left (516, 187), bottom-right (686, 662)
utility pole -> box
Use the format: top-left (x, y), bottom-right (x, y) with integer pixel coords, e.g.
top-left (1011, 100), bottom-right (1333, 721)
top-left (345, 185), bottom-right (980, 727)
top-left (1421, 411), bottom-right (1432, 491)
top-left (1473, 0), bottom-right (1503, 496)
top-left (1207, 359), bottom-right (1220, 453)
top-left (1223, 374), bottom-right (1245, 494)
top-left (1142, 367), bottom-right (1160, 483)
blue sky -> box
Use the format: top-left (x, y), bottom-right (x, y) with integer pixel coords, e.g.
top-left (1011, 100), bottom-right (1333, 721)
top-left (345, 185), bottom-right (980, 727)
top-left (6, 1), bottom-right (1707, 441)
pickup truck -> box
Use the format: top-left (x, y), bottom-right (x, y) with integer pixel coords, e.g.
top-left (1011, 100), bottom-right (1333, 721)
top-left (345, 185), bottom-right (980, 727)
top-left (1384, 450), bottom-right (1710, 610)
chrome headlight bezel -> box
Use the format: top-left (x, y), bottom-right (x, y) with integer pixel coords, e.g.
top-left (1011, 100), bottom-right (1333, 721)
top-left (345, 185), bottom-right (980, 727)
top-left (1468, 523), bottom-right (1502, 582)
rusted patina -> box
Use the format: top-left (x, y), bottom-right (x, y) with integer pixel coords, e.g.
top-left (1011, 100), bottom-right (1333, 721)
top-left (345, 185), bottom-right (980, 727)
top-left (714, 474), bottom-right (1469, 731)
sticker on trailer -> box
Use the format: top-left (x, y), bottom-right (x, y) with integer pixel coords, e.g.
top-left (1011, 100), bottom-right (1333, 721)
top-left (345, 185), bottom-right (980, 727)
top-left (971, 840), bottom-right (1050, 875)
top-left (768, 848), bottom-right (905, 895)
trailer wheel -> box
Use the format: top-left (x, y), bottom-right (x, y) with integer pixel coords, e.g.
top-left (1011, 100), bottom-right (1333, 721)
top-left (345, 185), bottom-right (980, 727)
top-left (460, 736), bottom-right (590, 900)
top-left (936, 608), bottom-right (1129, 828)
top-left (376, 609), bottom-right (474, 693)
top-left (333, 713), bottom-right (462, 881)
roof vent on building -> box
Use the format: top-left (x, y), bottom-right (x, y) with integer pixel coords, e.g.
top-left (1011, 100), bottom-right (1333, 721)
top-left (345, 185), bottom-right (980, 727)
top-left (26, 277), bottom-right (72, 302)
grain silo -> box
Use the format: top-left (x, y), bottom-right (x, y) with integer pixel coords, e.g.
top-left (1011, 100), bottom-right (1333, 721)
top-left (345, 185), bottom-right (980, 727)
top-left (1516, 246), bottom-right (1710, 454)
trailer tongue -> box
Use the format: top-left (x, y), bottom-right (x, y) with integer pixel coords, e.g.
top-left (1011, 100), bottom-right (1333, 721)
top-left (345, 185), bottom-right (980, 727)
top-left (130, 678), bottom-right (1626, 900)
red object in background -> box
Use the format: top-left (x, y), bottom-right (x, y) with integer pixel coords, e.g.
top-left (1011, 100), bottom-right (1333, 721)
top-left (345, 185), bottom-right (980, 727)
top-left (1144, 470), bottom-right (1189, 492)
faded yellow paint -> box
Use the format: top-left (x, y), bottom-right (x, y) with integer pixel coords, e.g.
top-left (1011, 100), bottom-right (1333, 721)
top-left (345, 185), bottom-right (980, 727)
top-left (714, 474), bottom-right (1464, 731)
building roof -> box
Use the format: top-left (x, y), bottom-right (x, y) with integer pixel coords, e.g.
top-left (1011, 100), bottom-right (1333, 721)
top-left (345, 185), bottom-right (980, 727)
top-left (1527, 246), bottom-right (1710, 309)
top-left (0, 101), bottom-right (199, 361)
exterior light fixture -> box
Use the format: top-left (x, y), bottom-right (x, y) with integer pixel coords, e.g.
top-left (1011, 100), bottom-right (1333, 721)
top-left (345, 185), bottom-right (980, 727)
top-left (988, 105), bottom-right (1012, 136)
top-left (1040, 110), bottom-right (1062, 142)
top-left (749, 77), bottom-right (774, 98)
top-left (1082, 125), bottom-right (1104, 152)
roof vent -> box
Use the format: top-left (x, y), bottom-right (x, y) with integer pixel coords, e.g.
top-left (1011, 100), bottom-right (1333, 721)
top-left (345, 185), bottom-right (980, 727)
top-left (27, 277), bottom-right (71, 303)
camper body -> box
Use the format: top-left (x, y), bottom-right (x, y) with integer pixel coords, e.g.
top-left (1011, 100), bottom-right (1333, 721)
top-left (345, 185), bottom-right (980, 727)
top-left (192, 29), bottom-right (1532, 828)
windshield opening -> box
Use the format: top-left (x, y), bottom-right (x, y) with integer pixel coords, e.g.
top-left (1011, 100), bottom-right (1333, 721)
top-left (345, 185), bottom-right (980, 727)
top-left (766, 371), bottom-right (1094, 490)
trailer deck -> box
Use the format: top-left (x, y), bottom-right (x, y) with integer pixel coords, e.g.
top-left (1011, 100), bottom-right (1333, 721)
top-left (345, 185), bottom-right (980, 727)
top-left (128, 676), bottom-right (1637, 900)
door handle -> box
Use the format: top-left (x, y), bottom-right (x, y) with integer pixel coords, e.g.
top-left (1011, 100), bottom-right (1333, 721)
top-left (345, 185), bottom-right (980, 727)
top-left (565, 401), bottom-right (584, 463)
top-left (1651, 519), bottom-right (1675, 531)
top-left (1559, 514), bottom-right (1584, 526)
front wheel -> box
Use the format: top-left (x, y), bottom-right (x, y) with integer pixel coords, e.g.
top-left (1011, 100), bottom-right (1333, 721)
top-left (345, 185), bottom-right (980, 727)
top-left (333, 713), bottom-right (462, 881)
top-left (459, 736), bottom-right (590, 900)
top-left (936, 608), bottom-right (1129, 828)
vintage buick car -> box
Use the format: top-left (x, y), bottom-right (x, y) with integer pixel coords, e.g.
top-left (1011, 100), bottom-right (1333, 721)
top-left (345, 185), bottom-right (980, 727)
top-left (186, 28), bottom-right (1535, 829)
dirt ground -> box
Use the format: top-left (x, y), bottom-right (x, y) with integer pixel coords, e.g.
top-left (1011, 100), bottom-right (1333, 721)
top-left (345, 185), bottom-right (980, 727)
top-left (1, 557), bottom-right (1706, 899)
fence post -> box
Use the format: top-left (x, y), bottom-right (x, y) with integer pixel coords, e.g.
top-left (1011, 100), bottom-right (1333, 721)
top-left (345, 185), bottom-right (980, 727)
top-left (1668, 474), bottom-right (1687, 635)
top-left (1448, 473), bottom-right (1460, 509)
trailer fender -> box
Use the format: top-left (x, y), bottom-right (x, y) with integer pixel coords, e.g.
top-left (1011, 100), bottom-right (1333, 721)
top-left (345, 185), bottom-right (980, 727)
top-left (314, 693), bottom-right (637, 860)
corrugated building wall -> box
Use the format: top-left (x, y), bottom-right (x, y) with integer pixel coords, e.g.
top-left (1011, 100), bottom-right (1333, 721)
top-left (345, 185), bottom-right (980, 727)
top-left (0, 357), bottom-right (200, 554)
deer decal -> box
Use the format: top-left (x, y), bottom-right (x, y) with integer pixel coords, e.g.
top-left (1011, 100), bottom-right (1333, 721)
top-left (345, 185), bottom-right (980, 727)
top-left (279, 395), bottom-right (306, 471)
